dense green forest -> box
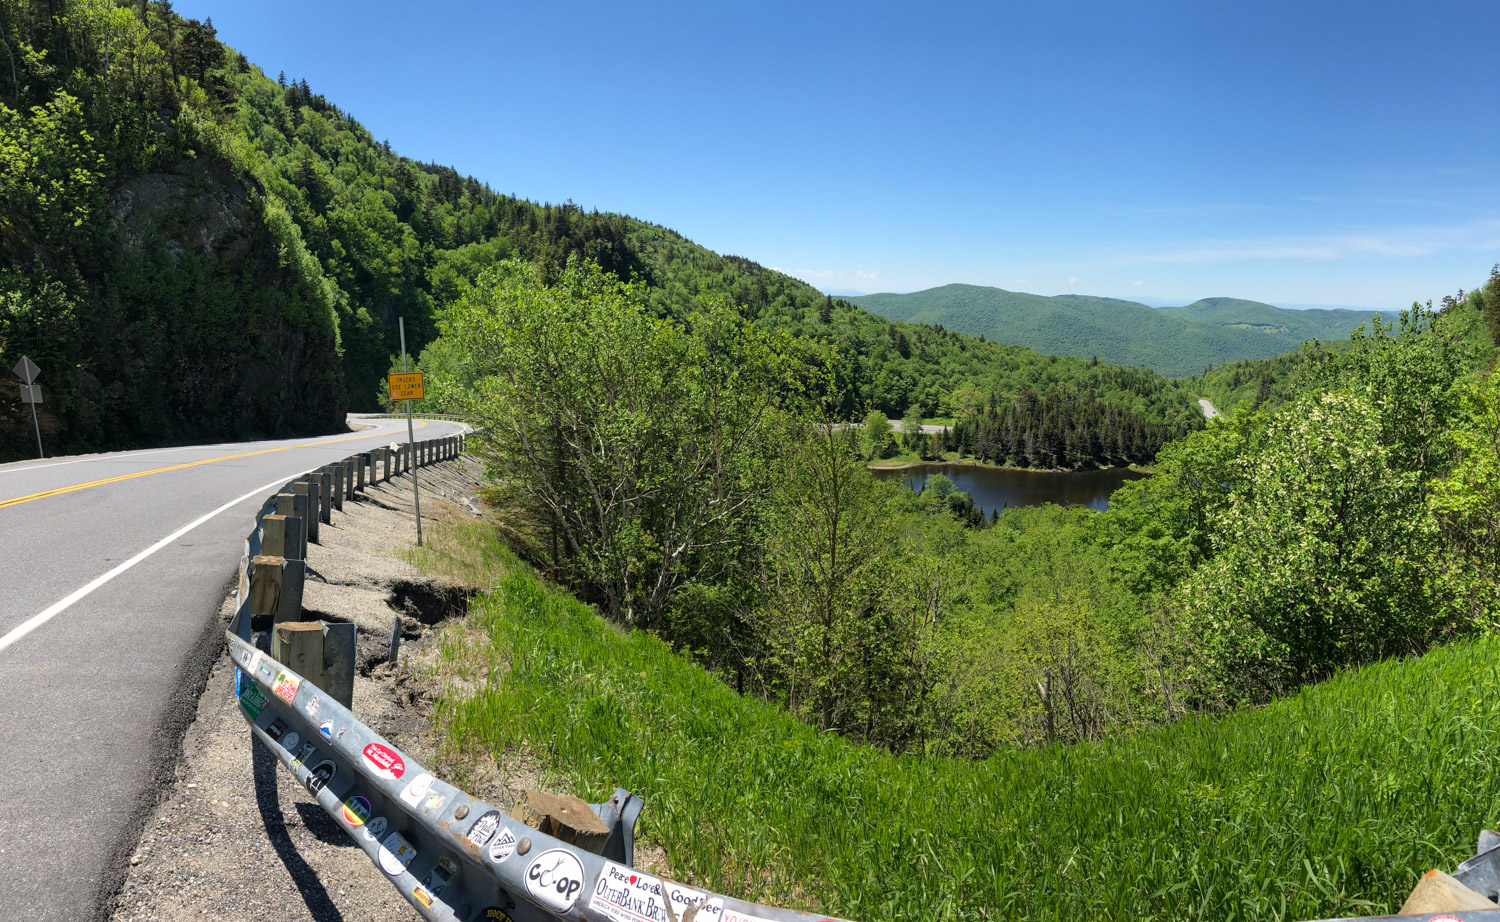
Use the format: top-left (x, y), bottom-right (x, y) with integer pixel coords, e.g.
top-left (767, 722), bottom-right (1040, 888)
top-left (419, 274), bottom-right (1500, 922)
top-left (1194, 270), bottom-right (1500, 418)
top-left (427, 257), bottom-right (1500, 758)
top-left (0, 0), bottom-right (1205, 465)
top-left (852, 283), bottom-right (1398, 377)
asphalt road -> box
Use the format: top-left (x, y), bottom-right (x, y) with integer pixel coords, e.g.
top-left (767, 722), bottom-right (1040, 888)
top-left (0, 415), bottom-right (466, 922)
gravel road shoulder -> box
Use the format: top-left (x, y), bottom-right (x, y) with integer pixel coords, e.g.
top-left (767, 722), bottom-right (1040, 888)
top-left (108, 458), bottom-right (506, 922)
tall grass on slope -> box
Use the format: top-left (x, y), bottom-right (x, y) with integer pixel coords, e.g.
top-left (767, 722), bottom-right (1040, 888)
top-left (432, 563), bottom-right (1500, 921)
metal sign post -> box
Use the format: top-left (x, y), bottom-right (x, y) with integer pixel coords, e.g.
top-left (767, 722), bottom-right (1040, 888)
top-left (395, 319), bottom-right (422, 546)
top-left (12, 355), bottom-right (43, 458)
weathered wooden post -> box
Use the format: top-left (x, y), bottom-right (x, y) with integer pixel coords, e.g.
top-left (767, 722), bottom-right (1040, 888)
top-left (331, 463), bottom-right (345, 512)
top-left (272, 622), bottom-right (323, 684)
top-left (314, 469), bottom-right (332, 524)
top-left (249, 555), bottom-right (302, 623)
top-left (293, 480), bottom-right (319, 543)
top-left (382, 447), bottom-right (393, 483)
top-left (355, 453), bottom-right (368, 492)
top-left (274, 493), bottom-right (307, 561)
top-left (321, 621), bottom-right (356, 708)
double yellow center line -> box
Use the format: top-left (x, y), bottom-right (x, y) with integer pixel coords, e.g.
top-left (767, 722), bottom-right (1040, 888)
top-left (0, 422), bottom-right (429, 511)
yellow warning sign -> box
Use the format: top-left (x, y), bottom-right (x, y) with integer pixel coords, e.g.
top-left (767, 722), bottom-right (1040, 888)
top-left (388, 372), bottom-right (424, 401)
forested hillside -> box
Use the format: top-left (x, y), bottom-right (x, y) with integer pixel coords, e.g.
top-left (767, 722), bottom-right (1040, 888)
top-left (1, 0), bottom-right (1204, 466)
top-left (1195, 270), bottom-right (1500, 417)
top-left (852, 283), bottom-right (1397, 377)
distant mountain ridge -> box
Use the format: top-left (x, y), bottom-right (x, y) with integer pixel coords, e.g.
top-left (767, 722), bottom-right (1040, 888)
top-left (850, 284), bottom-right (1400, 377)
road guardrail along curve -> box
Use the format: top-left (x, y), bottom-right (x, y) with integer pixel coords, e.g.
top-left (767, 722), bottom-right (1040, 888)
top-left (224, 428), bottom-right (850, 922)
top-left (219, 427), bottom-right (1500, 922)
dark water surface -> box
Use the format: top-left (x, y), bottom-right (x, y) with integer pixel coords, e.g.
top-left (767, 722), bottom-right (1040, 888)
top-left (871, 463), bottom-right (1148, 513)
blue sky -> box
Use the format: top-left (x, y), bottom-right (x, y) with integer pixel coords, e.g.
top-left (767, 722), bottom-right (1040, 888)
top-left (178, 0), bottom-right (1500, 309)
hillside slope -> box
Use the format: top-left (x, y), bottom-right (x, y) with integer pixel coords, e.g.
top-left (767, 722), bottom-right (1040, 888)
top-left (429, 530), bottom-right (1500, 920)
top-left (1, 0), bottom-right (1209, 463)
top-left (852, 284), bottom-right (1396, 377)
top-left (1161, 297), bottom-right (1398, 342)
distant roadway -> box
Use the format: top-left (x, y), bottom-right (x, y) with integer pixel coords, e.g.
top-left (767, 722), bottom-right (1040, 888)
top-left (1198, 398), bottom-right (1221, 419)
top-left (0, 415), bottom-right (467, 921)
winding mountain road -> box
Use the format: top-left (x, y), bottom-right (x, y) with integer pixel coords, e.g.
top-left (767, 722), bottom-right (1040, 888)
top-left (0, 415), bottom-right (467, 922)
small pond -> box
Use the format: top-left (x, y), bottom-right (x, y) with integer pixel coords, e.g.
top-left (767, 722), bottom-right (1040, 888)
top-left (871, 463), bottom-right (1148, 513)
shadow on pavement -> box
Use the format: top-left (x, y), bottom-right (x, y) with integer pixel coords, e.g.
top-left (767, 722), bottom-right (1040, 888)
top-left (252, 726), bottom-right (346, 922)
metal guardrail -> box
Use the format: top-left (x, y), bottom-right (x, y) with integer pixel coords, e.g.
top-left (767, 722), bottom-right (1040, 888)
top-left (224, 430), bottom-right (850, 922)
top-left (356, 413), bottom-right (468, 421)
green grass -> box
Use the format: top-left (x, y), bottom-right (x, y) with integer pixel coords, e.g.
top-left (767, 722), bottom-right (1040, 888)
top-left (430, 538), bottom-right (1500, 921)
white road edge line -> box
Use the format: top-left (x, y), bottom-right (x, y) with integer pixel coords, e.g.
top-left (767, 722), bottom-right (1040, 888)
top-left (0, 472), bottom-right (298, 655)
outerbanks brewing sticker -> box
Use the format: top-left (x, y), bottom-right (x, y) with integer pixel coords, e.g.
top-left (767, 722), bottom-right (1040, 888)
top-left (588, 861), bottom-right (723, 922)
top-left (524, 848), bottom-right (586, 912)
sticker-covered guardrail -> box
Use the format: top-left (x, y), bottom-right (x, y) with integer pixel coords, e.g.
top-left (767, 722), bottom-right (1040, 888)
top-left (225, 428), bottom-right (852, 922)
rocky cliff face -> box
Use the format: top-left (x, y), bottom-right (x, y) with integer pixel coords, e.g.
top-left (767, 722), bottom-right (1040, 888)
top-left (0, 154), bottom-right (346, 460)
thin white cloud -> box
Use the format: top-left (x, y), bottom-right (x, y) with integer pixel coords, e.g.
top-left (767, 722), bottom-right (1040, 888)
top-left (774, 268), bottom-right (880, 283)
top-left (1132, 280), bottom-right (1143, 286)
top-left (1097, 219), bottom-right (1500, 268)
top-left (1068, 276), bottom-right (1080, 284)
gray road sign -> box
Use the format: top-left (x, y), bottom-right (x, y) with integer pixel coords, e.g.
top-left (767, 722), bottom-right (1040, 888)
top-left (12, 355), bottom-right (39, 384)
top-left (19, 384), bottom-right (42, 404)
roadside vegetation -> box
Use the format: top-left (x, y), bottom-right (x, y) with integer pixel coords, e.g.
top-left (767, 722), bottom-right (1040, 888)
top-left (425, 519), bottom-right (1500, 921)
top-left (418, 258), bottom-right (1500, 760)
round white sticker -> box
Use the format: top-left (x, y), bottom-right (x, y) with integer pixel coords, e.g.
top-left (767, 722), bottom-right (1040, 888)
top-left (400, 772), bottom-right (435, 806)
top-left (525, 848), bottom-right (586, 911)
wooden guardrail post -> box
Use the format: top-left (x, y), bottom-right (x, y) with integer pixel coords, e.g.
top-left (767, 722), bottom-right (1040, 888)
top-left (262, 514), bottom-right (291, 559)
top-left (274, 493), bottom-right (307, 560)
top-left (331, 463), bottom-right (344, 512)
top-left (381, 447), bottom-right (393, 483)
top-left (322, 621), bottom-right (356, 708)
top-left (293, 480), bottom-right (319, 543)
top-left (272, 622), bottom-right (323, 684)
top-left (249, 554), bottom-right (303, 622)
top-left (342, 458), bottom-right (354, 501)
top-left (314, 469), bottom-right (332, 524)
top-left (355, 453), bottom-right (368, 492)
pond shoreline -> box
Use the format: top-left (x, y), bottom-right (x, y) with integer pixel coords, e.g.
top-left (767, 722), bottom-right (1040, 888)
top-left (870, 461), bottom-right (1151, 512)
top-left (868, 458), bottom-right (1153, 475)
